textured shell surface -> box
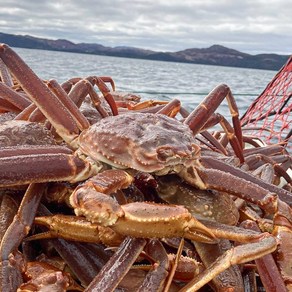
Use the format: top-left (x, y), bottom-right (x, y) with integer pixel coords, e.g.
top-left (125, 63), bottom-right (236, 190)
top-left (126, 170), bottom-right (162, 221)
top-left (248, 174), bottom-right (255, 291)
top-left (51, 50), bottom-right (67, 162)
top-left (79, 113), bottom-right (198, 172)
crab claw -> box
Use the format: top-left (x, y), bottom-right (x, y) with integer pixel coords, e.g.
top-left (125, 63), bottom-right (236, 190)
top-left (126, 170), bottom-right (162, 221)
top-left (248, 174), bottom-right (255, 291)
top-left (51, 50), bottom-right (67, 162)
top-left (70, 184), bottom-right (217, 244)
top-left (69, 169), bottom-right (216, 243)
top-left (114, 201), bottom-right (217, 244)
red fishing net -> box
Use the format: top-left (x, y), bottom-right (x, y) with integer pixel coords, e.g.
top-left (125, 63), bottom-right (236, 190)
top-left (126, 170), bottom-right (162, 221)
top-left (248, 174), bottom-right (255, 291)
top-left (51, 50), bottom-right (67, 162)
top-left (241, 56), bottom-right (292, 152)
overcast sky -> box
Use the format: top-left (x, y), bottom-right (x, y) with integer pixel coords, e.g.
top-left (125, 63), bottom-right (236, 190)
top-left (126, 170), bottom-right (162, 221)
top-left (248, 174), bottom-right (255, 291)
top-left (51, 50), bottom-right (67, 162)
top-left (1, 0), bottom-right (291, 55)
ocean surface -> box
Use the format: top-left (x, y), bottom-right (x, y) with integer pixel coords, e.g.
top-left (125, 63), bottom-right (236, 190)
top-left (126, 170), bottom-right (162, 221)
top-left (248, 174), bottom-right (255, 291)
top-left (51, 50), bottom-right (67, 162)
top-left (13, 47), bottom-right (277, 118)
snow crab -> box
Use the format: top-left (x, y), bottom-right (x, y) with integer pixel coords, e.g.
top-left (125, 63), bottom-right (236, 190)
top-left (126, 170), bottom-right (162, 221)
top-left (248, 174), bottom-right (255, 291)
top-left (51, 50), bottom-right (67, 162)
top-left (0, 44), bottom-right (292, 290)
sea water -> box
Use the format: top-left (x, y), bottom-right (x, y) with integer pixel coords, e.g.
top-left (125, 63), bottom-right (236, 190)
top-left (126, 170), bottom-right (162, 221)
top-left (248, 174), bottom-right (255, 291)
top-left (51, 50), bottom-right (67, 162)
top-left (13, 47), bottom-right (276, 118)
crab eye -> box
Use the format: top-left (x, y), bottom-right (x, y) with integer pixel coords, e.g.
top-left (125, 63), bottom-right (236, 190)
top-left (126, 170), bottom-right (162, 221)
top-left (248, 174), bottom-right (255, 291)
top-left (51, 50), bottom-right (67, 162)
top-left (156, 146), bottom-right (175, 161)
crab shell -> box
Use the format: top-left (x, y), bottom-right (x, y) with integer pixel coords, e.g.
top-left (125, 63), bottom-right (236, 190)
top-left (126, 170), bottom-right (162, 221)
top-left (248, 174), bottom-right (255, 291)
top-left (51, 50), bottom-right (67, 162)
top-left (78, 113), bottom-right (199, 173)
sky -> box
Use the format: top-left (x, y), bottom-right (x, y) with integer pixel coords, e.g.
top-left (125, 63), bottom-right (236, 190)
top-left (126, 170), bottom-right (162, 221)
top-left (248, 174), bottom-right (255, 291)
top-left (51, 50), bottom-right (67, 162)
top-left (1, 0), bottom-right (291, 55)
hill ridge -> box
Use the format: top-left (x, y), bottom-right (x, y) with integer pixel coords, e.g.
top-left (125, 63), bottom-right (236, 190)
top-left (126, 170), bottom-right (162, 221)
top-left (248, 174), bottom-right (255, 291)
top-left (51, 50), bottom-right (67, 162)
top-left (0, 32), bottom-right (289, 71)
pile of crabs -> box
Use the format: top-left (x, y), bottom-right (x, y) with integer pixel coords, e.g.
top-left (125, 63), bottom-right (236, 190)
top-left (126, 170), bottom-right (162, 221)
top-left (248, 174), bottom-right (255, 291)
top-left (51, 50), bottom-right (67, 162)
top-left (0, 43), bottom-right (291, 292)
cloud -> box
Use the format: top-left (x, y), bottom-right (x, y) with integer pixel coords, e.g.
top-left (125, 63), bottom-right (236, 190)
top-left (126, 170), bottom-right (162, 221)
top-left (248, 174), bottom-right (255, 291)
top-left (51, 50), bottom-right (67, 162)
top-left (0, 0), bottom-right (291, 54)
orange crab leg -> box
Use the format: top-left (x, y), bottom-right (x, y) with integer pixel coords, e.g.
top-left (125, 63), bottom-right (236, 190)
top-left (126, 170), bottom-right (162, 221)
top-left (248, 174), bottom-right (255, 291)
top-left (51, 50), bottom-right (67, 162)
top-left (37, 204), bottom-right (113, 287)
top-left (31, 215), bottom-right (124, 246)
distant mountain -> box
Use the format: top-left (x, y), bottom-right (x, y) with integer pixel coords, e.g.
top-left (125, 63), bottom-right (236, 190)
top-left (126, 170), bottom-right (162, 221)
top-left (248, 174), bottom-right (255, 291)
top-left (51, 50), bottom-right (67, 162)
top-left (0, 32), bottom-right (289, 71)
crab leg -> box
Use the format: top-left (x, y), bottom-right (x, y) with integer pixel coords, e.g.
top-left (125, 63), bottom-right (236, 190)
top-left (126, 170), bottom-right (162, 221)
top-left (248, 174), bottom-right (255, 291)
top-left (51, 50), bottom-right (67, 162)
top-left (84, 237), bottom-right (146, 291)
top-left (70, 170), bottom-right (216, 243)
top-left (46, 79), bottom-right (90, 130)
top-left (0, 184), bottom-right (46, 259)
top-left (202, 113), bottom-right (244, 162)
top-left (0, 98), bottom-right (20, 112)
top-left (245, 153), bottom-right (291, 184)
top-left (0, 82), bottom-right (31, 111)
top-left (193, 240), bottom-right (244, 291)
top-left (180, 234), bottom-right (277, 291)
top-left (14, 103), bottom-right (37, 120)
top-left (272, 212), bottom-right (292, 289)
top-left (199, 130), bottom-right (228, 155)
top-left (136, 239), bottom-right (170, 291)
top-left (85, 76), bottom-right (118, 115)
top-left (156, 99), bottom-right (181, 117)
top-left (36, 204), bottom-right (113, 287)
top-left (193, 166), bottom-right (280, 212)
top-left (0, 145), bottom-right (101, 187)
top-left (30, 215), bottom-right (124, 246)
top-left (127, 99), bottom-right (168, 110)
top-left (0, 58), bottom-right (13, 86)
top-left (61, 76), bottom-right (115, 93)
top-left (199, 156), bottom-right (292, 206)
top-left (64, 78), bottom-right (110, 118)
top-left (241, 220), bottom-right (287, 291)
top-left (0, 44), bottom-right (81, 144)
top-left (0, 183), bottom-right (46, 291)
top-left (184, 83), bottom-right (243, 149)
top-left (0, 195), bottom-right (19, 241)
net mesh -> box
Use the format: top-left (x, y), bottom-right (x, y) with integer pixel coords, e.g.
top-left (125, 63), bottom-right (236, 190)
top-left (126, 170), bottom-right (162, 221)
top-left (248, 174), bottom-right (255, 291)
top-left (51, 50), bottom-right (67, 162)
top-left (241, 56), bottom-right (292, 152)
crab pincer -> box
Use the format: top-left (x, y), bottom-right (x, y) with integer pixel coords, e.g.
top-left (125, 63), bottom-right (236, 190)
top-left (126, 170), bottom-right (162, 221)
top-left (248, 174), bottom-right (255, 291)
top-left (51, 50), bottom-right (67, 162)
top-left (70, 169), bottom-right (217, 244)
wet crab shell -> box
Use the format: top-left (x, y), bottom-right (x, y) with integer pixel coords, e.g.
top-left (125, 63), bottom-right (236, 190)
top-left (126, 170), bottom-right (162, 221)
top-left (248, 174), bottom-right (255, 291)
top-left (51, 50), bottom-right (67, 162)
top-left (78, 113), bottom-right (199, 172)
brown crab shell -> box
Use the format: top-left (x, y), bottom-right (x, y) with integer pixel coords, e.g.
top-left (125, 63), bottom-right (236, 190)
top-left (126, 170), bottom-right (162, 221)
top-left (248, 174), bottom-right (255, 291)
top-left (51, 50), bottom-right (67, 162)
top-left (78, 113), bottom-right (199, 172)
